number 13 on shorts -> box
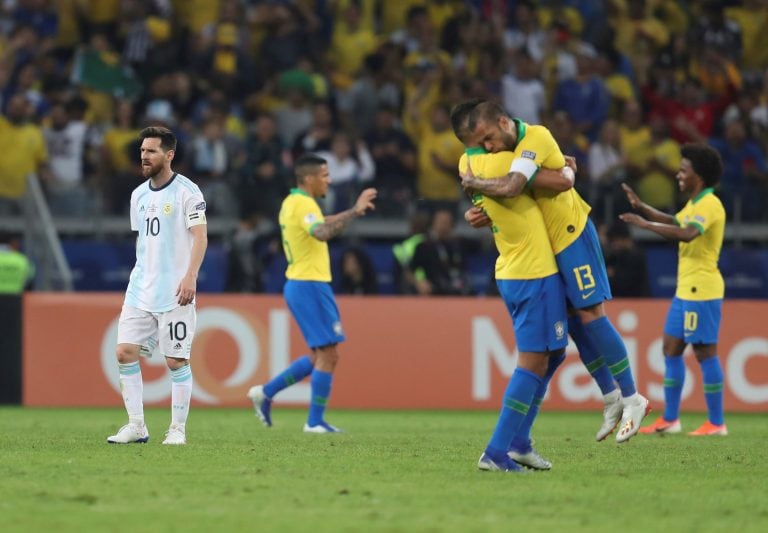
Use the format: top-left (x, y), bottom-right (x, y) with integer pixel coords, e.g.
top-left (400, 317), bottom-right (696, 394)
top-left (572, 265), bottom-right (596, 291)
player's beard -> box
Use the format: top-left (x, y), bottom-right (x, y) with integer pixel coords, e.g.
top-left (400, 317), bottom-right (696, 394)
top-left (142, 161), bottom-right (163, 178)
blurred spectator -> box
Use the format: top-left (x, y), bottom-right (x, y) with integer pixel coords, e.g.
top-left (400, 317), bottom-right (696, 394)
top-left (635, 115), bottom-right (681, 212)
top-left (42, 97), bottom-right (91, 216)
top-left (410, 208), bottom-right (469, 296)
top-left (552, 48), bottom-right (610, 141)
top-left (603, 221), bottom-right (649, 298)
top-left (364, 105), bottom-right (417, 217)
top-left (690, 1), bottom-right (742, 62)
top-left (316, 131), bottom-right (375, 213)
top-left (338, 246), bottom-right (378, 295)
top-left (548, 110), bottom-right (589, 174)
top-left (501, 47), bottom-right (546, 125)
top-left (586, 118), bottom-right (626, 219)
top-left (189, 116), bottom-right (240, 216)
top-left (0, 231), bottom-right (34, 294)
top-left (337, 51), bottom-right (401, 137)
top-left (619, 99), bottom-right (651, 177)
top-left (292, 100), bottom-right (335, 159)
top-left (709, 118), bottom-right (768, 221)
top-left (326, 0), bottom-right (379, 94)
top-left (411, 103), bottom-right (464, 215)
top-left (99, 99), bottom-right (140, 214)
top-left (392, 210), bottom-right (430, 294)
top-left (611, 0), bottom-right (670, 86)
top-left (258, 2), bottom-right (318, 78)
top-left (502, 0), bottom-right (547, 62)
top-left (0, 94), bottom-right (48, 215)
top-left (239, 113), bottom-right (289, 222)
top-left (725, 0), bottom-right (768, 80)
top-left (644, 76), bottom-right (735, 145)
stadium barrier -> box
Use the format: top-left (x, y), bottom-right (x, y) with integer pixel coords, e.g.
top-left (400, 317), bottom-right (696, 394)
top-left (0, 295), bottom-right (22, 404)
top-left (23, 293), bottom-right (768, 412)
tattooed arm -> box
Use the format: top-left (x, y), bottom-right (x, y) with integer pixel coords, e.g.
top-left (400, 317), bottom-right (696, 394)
top-left (311, 188), bottom-right (378, 241)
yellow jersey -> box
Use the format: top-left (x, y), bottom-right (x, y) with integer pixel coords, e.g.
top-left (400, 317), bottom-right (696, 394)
top-left (508, 120), bottom-right (592, 255)
top-left (459, 148), bottom-right (557, 280)
top-left (279, 189), bottom-right (331, 282)
top-left (674, 188), bottom-right (725, 300)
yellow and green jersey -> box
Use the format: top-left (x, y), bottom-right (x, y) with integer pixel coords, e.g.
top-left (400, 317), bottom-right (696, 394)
top-left (459, 149), bottom-right (557, 280)
top-left (509, 121), bottom-right (591, 255)
top-left (674, 188), bottom-right (725, 300)
top-left (278, 188), bottom-right (331, 282)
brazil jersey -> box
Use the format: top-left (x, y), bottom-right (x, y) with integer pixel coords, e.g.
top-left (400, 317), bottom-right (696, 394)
top-left (279, 188), bottom-right (331, 282)
top-left (459, 149), bottom-right (557, 280)
top-left (509, 122), bottom-right (592, 255)
top-left (673, 188), bottom-right (725, 300)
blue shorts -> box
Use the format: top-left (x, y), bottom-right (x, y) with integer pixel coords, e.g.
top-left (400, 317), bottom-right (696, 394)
top-left (663, 297), bottom-right (722, 345)
top-left (284, 280), bottom-right (346, 349)
top-left (497, 274), bottom-right (568, 352)
top-left (556, 219), bottom-right (612, 309)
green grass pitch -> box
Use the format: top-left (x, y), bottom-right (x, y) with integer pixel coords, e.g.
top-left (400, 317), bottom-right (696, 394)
top-left (1, 407), bottom-right (766, 532)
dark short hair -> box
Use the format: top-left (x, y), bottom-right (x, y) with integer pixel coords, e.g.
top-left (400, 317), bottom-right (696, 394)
top-left (449, 98), bottom-right (486, 144)
top-left (139, 126), bottom-right (177, 152)
top-left (681, 143), bottom-right (723, 187)
top-left (294, 154), bottom-right (327, 183)
top-left (468, 101), bottom-right (507, 131)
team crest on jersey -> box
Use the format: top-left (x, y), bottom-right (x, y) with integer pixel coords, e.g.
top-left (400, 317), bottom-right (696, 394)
top-left (522, 150), bottom-right (536, 160)
top-left (163, 203), bottom-right (173, 216)
top-left (304, 213), bottom-right (318, 224)
top-left (554, 321), bottom-right (565, 339)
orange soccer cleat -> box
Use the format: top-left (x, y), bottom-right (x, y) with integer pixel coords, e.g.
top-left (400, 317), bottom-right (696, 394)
top-left (639, 416), bottom-right (681, 435)
top-left (688, 421), bottom-right (728, 436)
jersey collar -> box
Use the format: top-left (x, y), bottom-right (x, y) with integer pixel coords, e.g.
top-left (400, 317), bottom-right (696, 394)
top-left (511, 118), bottom-right (526, 150)
top-left (692, 187), bottom-right (714, 204)
top-left (290, 187), bottom-right (310, 197)
top-left (148, 172), bottom-right (177, 191)
top-left (464, 147), bottom-right (487, 155)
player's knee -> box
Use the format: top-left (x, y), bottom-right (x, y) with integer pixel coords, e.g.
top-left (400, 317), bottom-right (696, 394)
top-left (115, 344), bottom-right (140, 364)
top-left (577, 303), bottom-right (604, 323)
top-left (165, 357), bottom-right (189, 370)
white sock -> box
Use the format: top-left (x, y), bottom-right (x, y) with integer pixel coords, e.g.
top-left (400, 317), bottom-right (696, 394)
top-left (603, 389), bottom-right (621, 404)
top-left (118, 361), bottom-right (144, 426)
top-left (622, 392), bottom-right (639, 405)
top-left (170, 365), bottom-right (193, 429)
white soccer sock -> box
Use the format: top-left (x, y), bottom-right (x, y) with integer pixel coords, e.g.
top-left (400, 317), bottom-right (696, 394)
top-left (118, 361), bottom-right (144, 426)
top-left (170, 365), bottom-right (193, 428)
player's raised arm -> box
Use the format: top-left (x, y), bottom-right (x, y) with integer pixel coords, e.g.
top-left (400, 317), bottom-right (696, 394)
top-left (311, 188), bottom-right (377, 242)
top-left (621, 183), bottom-right (676, 224)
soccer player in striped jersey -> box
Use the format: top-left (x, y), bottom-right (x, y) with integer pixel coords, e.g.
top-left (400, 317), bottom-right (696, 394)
top-left (107, 126), bottom-right (208, 446)
top-left (620, 143), bottom-right (727, 436)
top-left (460, 101), bottom-right (649, 444)
top-left (247, 154), bottom-right (376, 433)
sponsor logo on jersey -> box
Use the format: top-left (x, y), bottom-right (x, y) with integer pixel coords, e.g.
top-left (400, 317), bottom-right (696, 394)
top-left (173, 342), bottom-right (183, 350)
top-left (522, 150), bottom-right (536, 160)
top-left (139, 205), bottom-right (145, 212)
top-left (163, 203), bottom-right (173, 216)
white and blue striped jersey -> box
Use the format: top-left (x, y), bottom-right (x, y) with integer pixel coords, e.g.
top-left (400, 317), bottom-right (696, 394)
top-left (125, 173), bottom-right (207, 312)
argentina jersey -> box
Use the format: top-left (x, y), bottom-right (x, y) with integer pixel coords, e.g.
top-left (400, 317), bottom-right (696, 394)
top-left (125, 174), bottom-right (207, 312)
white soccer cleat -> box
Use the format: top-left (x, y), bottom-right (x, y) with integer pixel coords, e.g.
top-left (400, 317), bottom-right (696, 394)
top-left (162, 424), bottom-right (186, 445)
top-left (508, 448), bottom-right (552, 470)
top-left (247, 385), bottom-right (272, 427)
top-left (107, 423), bottom-right (149, 444)
top-left (616, 393), bottom-right (651, 443)
top-left (596, 390), bottom-right (624, 441)
top-left (303, 422), bottom-right (342, 433)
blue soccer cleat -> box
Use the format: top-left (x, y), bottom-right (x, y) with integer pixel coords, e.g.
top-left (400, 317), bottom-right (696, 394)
top-left (247, 385), bottom-right (272, 427)
top-left (477, 451), bottom-right (526, 473)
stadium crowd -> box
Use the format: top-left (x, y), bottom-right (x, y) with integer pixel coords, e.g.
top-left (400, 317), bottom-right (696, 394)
top-left (0, 0), bottom-right (767, 293)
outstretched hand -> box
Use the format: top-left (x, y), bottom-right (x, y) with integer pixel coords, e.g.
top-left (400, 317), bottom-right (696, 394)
top-left (464, 206), bottom-right (492, 228)
top-left (621, 183), bottom-right (641, 210)
top-left (618, 212), bottom-right (645, 227)
top-left (354, 188), bottom-right (377, 216)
